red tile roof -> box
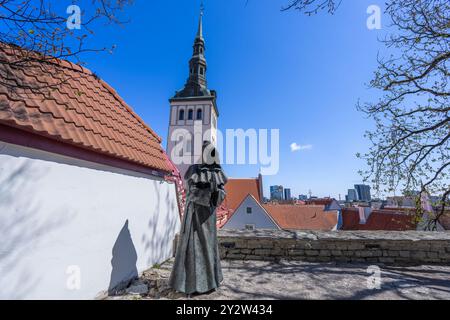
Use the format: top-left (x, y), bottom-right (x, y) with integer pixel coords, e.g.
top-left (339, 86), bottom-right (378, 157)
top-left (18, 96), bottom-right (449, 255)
top-left (382, 207), bottom-right (450, 230)
top-left (341, 208), bottom-right (416, 231)
top-left (223, 178), bottom-right (262, 211)
top-left (0, 43), bottom-right (171, 173)
top-left (217, 177), bottom-right (263, 228)
top-left (263, 204), bottom-right (338, 231)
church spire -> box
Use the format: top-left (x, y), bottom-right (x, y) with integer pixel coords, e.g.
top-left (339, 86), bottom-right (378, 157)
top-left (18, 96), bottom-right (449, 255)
top-left (173, 2), bottom-right (211, 98)
top-left (189, 4), bottom-right (207, 87)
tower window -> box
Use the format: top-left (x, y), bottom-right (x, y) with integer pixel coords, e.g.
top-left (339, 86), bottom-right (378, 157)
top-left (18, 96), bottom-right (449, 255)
top-left (200, 67), bottom-right (204, 75)
top-left (188, 109), bottom-right (193, 120)
top-left (178, 109), bottom-right (185, 121)
top-left (196, 109), bottom-right (202, 120)
top-left (190, 68), bottom-right (194, 74)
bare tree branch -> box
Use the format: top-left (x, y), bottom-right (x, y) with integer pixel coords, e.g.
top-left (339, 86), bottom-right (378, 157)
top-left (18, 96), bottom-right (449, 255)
top-left (356, 0), bottom-right (449, 229)
top-left (281, 0), bottom-right (342, 15)
top-left (0, 0), bottom-right (132, 97)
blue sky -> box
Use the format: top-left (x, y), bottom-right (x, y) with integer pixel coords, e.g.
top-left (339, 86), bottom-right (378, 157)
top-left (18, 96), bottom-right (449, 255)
top-left (74, 0), bottom-right (389, 199)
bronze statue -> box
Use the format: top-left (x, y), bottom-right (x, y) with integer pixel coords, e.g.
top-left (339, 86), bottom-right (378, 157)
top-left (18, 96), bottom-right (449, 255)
top-left (169, 141), bottom-right (227, 295)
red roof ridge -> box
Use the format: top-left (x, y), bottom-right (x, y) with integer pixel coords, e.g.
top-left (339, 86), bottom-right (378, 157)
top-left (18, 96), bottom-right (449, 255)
top-left (226, 177), bottom-right (261, 184)
top-left (265, 203), bottom-right (329, 209)
top-left (56, 59), bottom-right (92, 76)
top-left (97, 78), bottom-right (162, 144)
top-left (227, 177), bottom-right (259, 179)
top-left (0, 42), bottom-right (92, 76)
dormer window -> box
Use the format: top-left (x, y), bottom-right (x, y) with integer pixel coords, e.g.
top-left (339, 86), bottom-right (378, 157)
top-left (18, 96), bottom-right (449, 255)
top-left (188, 109), bottom-right (193, 120)
top-left (179, 109), bottom-right (185, 121)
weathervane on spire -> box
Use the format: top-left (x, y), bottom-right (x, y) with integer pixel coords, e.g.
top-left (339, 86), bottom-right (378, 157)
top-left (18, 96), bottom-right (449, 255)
top-left (200, 0), bottom-right (205, 16)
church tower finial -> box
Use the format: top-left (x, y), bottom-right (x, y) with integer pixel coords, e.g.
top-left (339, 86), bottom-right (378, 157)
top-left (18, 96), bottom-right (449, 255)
top-left (197, 1), bottom-right (204, 39)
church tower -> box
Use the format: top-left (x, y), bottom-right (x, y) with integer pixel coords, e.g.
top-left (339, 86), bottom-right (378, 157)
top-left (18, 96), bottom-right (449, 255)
top-left (167, 5), bottom-right (219, 179)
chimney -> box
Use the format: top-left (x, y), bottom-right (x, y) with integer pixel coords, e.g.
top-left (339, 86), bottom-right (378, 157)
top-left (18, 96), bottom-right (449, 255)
top-left (257, 173), bottom-right (264, 203)
top-left (358, 207), bottom-right (372, 224)
top-left (358, 207), bottom-right (366, 224)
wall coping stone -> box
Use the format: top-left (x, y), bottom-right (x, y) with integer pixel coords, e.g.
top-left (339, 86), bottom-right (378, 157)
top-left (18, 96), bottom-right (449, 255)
top-left (218, 229), bottom-right (450, 242)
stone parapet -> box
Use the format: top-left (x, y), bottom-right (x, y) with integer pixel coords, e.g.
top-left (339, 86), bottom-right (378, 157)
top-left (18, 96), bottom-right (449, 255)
top-left (218, 229), bottom-right (450, 265)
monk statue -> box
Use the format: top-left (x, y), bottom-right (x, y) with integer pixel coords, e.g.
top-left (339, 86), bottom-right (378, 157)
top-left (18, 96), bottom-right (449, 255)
top-left (169, 140), bottom-right (228, 296)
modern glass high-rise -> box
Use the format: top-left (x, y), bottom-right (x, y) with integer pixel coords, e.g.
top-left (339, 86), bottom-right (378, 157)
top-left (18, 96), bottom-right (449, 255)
top-left (270, 185), bottom-right (284, 200)
top-left (354, 184), bottom-right (371, 202)
top-left (284, 188), bottom-right (292, 200)
top-left (347, 189), bottom-right (358, 202)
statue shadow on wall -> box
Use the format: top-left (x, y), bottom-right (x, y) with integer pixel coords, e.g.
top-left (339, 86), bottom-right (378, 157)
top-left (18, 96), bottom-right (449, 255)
top-left (108, 220), bottom-right (138, 295)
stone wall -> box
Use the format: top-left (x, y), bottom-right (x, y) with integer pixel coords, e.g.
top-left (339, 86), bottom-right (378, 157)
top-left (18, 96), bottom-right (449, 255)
top-left (218, 229), bottom-right (450, 265)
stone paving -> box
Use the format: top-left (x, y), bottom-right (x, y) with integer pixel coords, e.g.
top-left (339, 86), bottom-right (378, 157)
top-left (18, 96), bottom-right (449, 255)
top-left (108, 258), bottom-right (450, 300)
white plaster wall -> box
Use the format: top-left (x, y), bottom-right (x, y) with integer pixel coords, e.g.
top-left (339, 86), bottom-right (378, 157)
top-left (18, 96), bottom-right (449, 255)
top-left (0, 141), bottom-right (181, 300)
top-left (223, 196), bottom-right (279, 230)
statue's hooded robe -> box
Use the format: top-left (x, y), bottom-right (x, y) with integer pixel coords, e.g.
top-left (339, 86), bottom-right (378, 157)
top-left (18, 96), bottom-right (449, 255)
top-left (169, 142), bottom-right (228, 294)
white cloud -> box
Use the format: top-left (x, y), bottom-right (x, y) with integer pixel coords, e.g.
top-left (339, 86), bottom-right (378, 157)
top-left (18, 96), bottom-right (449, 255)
top-left (290, 143), bottom-right (312, 152)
